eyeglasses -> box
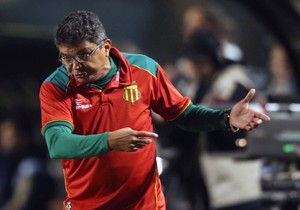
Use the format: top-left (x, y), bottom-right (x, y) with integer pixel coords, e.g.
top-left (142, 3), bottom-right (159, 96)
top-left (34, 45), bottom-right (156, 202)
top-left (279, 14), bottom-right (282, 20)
top-left (59, 39), bottom-right (106, 66)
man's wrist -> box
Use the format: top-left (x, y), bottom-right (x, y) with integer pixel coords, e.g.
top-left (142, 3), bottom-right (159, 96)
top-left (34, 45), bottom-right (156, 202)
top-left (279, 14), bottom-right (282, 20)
top-left (224, 110), bottom-right (239, 132)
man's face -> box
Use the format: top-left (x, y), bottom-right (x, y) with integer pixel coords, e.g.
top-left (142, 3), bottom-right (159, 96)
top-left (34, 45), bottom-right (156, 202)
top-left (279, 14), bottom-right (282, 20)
top-left (58, 39), bottom-right (112, 83)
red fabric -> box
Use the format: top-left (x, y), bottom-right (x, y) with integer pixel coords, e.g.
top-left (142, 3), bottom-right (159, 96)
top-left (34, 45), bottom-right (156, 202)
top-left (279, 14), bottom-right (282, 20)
top-left (40, 47), bottom-right (190, 210)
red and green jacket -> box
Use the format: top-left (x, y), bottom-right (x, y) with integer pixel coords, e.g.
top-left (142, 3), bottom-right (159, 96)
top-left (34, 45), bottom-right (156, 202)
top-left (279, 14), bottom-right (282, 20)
top-left (39, 47), bottom-right (229, 210)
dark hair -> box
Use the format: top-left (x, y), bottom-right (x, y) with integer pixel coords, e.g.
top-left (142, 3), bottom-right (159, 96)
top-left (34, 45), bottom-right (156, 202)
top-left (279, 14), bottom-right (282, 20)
top-left (55, 10), bottom-right (107, 46)
top-left (181, 28), bottom-right (224, 69)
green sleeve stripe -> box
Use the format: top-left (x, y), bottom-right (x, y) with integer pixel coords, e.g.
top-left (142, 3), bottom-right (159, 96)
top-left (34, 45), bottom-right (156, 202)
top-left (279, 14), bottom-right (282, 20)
top-left (44, 125), bottom-right (111, 159)
top-left (173, 103), bottom-right (230, 131)
top-left (42, 120), bottom-right (73, 136)
top-left (123, 52), bottom-right (158, 77)
top-left (44, 65), bottom-right (70, 92)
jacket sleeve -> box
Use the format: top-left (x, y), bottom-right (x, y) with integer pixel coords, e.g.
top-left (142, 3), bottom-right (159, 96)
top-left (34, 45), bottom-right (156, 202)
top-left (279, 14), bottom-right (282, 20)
top-left (44, 124), bottom-right (111, 159)
top-left (172, 103), bottom-right (230, 132)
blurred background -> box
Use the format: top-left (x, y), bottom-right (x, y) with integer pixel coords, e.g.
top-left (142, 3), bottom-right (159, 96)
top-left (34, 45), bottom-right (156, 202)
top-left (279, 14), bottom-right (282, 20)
top-left (1, 0), bottom-right (300, 210)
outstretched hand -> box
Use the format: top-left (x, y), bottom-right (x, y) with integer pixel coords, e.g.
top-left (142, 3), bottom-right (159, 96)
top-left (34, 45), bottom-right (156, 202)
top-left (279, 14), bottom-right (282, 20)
top-left (230, 89), bottom-right (271, 131)
top-left (108, 127), bottom-right (158, 152)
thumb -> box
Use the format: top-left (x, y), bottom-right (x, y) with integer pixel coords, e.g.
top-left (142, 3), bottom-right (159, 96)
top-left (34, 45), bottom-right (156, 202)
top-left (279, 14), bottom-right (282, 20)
top-left (242, 89), bottom-right (256, 104)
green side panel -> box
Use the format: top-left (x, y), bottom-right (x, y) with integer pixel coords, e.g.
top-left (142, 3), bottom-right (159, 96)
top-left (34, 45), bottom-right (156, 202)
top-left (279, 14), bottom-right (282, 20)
top-left (44, 65), bottom-right (70, 91)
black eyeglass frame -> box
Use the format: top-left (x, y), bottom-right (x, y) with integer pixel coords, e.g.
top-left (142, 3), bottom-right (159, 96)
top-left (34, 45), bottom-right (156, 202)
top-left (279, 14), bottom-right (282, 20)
top-left (58, 38), bottom-right (107, 66)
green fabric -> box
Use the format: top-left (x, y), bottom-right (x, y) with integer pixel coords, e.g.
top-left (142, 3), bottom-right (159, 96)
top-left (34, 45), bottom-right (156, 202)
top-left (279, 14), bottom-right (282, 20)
top-left (173, 103), bottom-right (230, 131)
top-left (42, 121), bottom-right (73, 136)
top-left (123, 52), bottom-right (158, 77)
top-left (88, 57), bottom-right (118, 89)
top-left (44, 65), bottom-right (70, 92)
top-left (44, 125), bottom-right (111, 159)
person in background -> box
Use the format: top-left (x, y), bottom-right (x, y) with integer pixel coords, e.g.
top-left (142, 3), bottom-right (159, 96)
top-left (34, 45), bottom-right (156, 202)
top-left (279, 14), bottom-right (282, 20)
top-left (0, 110), bottom-right (54, 210)
top-left (182, 2), bottom-right (244, 64)
top-left (157, 3), bottom-right (253, 209)
top-left (158, 26), bottom-right (255, 210)
top-left (39, 10), bottom-right (270, 210)
top-left (265, 42), bottom-right (298, 101)
top-left (158, 28), bottom-right (224, 210)
top-left (188, 29), bottom-right (262, 210)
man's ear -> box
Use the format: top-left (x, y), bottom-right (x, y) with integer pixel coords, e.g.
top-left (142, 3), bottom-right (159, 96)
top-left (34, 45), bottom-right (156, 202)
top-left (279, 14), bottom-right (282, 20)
top-left (104, 39), bottom-right (112, 49)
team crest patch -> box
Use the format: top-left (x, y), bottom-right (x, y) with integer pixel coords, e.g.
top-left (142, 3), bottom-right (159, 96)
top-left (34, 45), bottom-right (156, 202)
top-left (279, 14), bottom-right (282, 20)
top-left (123, 84), bottom-right (141, 104)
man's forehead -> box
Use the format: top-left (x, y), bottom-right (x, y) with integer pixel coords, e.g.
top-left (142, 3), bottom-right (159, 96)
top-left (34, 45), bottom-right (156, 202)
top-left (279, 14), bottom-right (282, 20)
top-left (58, 41), bottom-right (96, 54)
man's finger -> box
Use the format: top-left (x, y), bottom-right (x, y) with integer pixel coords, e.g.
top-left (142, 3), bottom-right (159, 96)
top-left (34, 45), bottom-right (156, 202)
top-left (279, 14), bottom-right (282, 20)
top-left (135, 143), bottom-right (146, 148)
top-left (132, 138), bottom-right (152, 144)
top-left (245, 125), bottom-right (252, 131)
top-left (242, 89), bottom-right (256, 104)
top-left (252, 117), bottom-right (262, 124)
top-left (134, 131), bottom-right (159, 138)
top-left (129, 147), bottom-right (138, 152)
top-left (255, 112), bottom-right (271, 121)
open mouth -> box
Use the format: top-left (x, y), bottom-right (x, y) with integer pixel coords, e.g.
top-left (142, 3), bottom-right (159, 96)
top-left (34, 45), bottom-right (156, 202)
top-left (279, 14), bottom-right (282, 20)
top-left (74, 72), bottom-right (88, 78)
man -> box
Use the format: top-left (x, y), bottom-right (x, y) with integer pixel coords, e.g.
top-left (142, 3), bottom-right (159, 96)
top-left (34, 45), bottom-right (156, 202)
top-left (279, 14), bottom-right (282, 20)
top-left (39, 10), bottom-right (270, 210)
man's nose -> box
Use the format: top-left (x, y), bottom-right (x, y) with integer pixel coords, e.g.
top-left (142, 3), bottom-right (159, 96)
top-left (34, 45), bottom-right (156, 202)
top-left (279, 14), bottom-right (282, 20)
top-left (71, 58), bottom-right (82, 69)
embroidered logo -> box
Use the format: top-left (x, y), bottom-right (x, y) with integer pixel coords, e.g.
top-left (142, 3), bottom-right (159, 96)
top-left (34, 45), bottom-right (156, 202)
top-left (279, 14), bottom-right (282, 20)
top-left (75, 98), bottom-right (92, 110)
top-left (123, 84), bottom-right (141, 104)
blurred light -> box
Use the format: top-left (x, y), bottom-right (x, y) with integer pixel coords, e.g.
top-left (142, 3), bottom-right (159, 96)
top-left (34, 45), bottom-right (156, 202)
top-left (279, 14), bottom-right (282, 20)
top-left (0, 22), bottom-right (52, 39)
top-left (249, 103), bottom-right (265, 112)
top-left (282, 144), bottom-right (294, 153)
top-left (265, 103), bottom-right (280, 112)
top-left (289, 104), bottom-right (300, 112)
top-left (222, 42), bottom-right (243, 62)
top-left (235, 138), bottom-right (247, 147)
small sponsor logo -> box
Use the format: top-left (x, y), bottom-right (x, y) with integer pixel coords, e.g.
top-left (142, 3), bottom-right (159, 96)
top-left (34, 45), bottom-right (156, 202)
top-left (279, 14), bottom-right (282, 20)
top-left (75, 98), bottom-right (92, 110)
